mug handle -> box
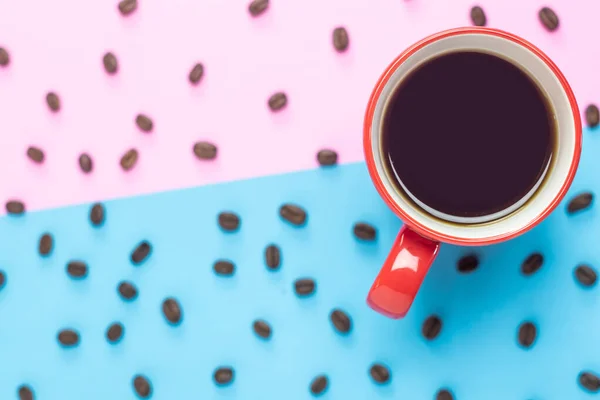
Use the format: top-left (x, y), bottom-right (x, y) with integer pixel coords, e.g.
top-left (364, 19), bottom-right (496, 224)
top-left (367, 225), bottom-right (440, 319)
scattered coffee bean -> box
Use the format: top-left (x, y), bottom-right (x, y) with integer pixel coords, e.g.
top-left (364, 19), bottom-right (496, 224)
top-left (436, 389), bottom-right (454, 400)
top-left (118, 281), bottom-right (138, 300)
top-left (214, 367), bottom-right (234, 386)
top-left (46, 92), bottom-right (60, 112)
top-left (332, 27), bottom-right (349, 52)
top-left (120, 148), bottom-right (139, 171)
top-left (135, 114), bottom-right (153, 132)
top-left (294, 278), bottom-right (316, 296)
top-left (38, 233), bottom-right (53, 256)
top-left (248, 0), bottom-right (269, 16)
top-left (162, 297), bottom-right (182, 325)
top-left (89, 203), bottom-right (105, 226)
top-left (567, 192), bottom-right (593, 214)
top-left (26, 146), bottom-right (45, 163)
top-left (253, 319), bottom-right (272, 339)
top-left (579, 371), bottom-right (600, 393)
top-left (279, 203), bottom-right (307, 226)
top-left (470, 6), bottom-right (486, 26)
top-left (106, 322), bottom-right (124, 343)
top-left (18, 385), bottom-right (34, 400)
top-left (103, 52), bottom-right (118, 74)
top-left (118, 0), bottom-right (138, 16)
top-left (218, 212), bottom-right (240, 232)
top-left (57, 329), bottom-right (80, 347)
top-left (586, 104), bottom-right (599, 128)
top-left (316, 149), bottom-right (338, 166)
top-left (5, 200), bottom-right (25, 215)
top-left (575, 265), bottom-right (597, 287)
top-left (0, 270), bottom-right (6, 290)
top-left (268, 92), bottom-right (287, 112)
top-left (188, 63), bottom-right (204, 84)
top-left (521, 252), bottom-right (543, 276)
top-left (67, 260), bottom-right (88, 279)
top-left (214, 260), bottom-right (235, 276)
top-left (131, 241), bottom-right (151, 264)
top-left (78, 153), bottom-right (93, 173)
top-left (369, 363), bottom-right (390, 384)
top-left (457, 254), bottom-right (479, 273)
top-left (0, 47), bottom-right (9, 66)
top-left (330, 309), bottom-right (352, 334)
top-left (193, 141), bottom-right (217, 160)
top-left (422, 315), bottom-right (442, 340)
top-left (133, 375), bottom-right (152, 398)
top-left (353, 222), bottom-right (376, 241)
top-left (310, 375), bottom-right (328, 396)
top-left (539, 7), bottom-right (559, 31)
top-left (264, 244), bottom-right (281, 270)
top-left (517, 321), bottom-right (537, 348)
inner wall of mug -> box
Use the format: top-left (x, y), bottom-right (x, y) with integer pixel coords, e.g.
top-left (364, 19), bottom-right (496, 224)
top-left (370, 33), bottom-right (576, 240)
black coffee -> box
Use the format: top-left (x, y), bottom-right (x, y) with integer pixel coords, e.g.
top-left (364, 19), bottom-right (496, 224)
top-left (382, 51), bottom-right (555, 220)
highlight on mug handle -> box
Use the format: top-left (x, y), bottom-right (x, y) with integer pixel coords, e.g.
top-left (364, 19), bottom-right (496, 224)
top-left (367, 225), bottom-right (440, 319)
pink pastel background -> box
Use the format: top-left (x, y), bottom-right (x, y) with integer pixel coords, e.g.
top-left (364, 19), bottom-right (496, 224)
top-left (0, 0), bottom-right (597, 212)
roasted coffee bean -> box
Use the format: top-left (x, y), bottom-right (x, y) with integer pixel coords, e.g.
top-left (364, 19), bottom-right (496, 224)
top-left (369, 363), bottom-right (390, 384)
top-left (586, 104), bottom-right (599, 128)
top-left (188, 63), bottom-right (204, 84)
top-left (316, 149), bottom-right (338, 166)
top-left (332, 27), bottom-right (349, 52)
top-left (57, 329), bottom-right (80, 347)
top-left (268, 92), bottom-right (287, 111)
top-left (264, 244), bottom-right (281, 270)
top-left (26, 146), bottom-right (45, 163)
top-left (436, 389), bottom-right (454, 400)
top-left (103, 52), bottom-right (118, 74)
top-left (310, 375), bottom-right (328, 396)
top-left (6, 200), bottom-right (25, 215)
top-left (214, 260), bottom-right (235, 276)
top-left (106, 322), bottom-right (124, 343)
top-left (218, 212), bottom-right (240, 232)
top-left (457, 254), bottom-right (479, 273)
top-left (249, 0), bottom-right (269, 16)
top-left (120, 148), bottom-right (139, 171)
top-left (133, 375), bottom-right (152, 398)
top-left (539, 7), bottom-right (559, 31)
top-left (567, 192), bottom-right (593, 214)
top-left (67, 260), bottom-right (88, 279)
top-left (162, 297), bottom-right (182, 325)
top-left (470, 6), bottom-right (487, 26)
top-left (253, 319), bottom-right (272, 339)
top-left (118, 281), bottom-right (138, 300)
top-left (193, 141), bottom-right (217, 160)
top-left (522, 252), bottom-right (543, 275)
top-left (214, 367), bottom-right (234, 385)
top-left (135, 114), bottom-right (153, 132)
top-left (46, 92), bottom-right (60, 112)
top-left (294, 278), bottom-right (316, 296)
top-left (118, 0), bottom-right (137, 16)
top-left (330, 309), bottom-right (352, 334)
top-left (89, 203), bottom-right (105, 226)
top-left (131, 241), bottom-right (151, 264)
top-left (0, 270), bottom-right (6, 290)
top-left (78, 153), bottom-right (93, 173)
top-left (353, 222), bottom-right (376, 241)
top-left (38, 233), bottom-right (53, 256)
top-left (517, 321), bottom-right (537, 348)
top-left (575, 265), bottom-right (597, 287)
top-left (18, 385), bottom-right (34, 400)
top-left (279, 203), bottom-right (307, 226)
top-left (0, 47), bottom-right (9, 66)
top-left (422, 315), bottom-right (442, 340)
top-left (579, 371), bottom-right (600, 393)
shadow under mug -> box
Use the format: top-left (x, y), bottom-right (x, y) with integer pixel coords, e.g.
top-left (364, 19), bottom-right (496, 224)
top-left (363, 27), bottom-right (582, 319)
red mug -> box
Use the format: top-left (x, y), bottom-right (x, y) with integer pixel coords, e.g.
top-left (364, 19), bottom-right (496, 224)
top-left (363, 27), bottom-right (582, 319)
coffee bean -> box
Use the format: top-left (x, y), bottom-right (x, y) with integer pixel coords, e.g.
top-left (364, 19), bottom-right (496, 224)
top-left (279, 203), bottom-right (307, 226)
top-left (369, 364), bottom-right (390, 384)
top-left (131, 240), bottom-right (151, 264)
top-left (567, 192), bottom-right (593, 214)
top-left (26, 146), bottom-right (45, 163)
top-left (268, 92), bottom-right (287, 112)
top-left (214, 367), bottom-right (234, 386)
top-left (575, 265), bottom-right (597, 287)
top-left (253, 319), bottom-right (272, 339)
top-left (193, 141), bottom-right (217, 160)
top-left (332, 27), bottom-right (349, 52)
top-left (214, 260), bottom-right (235, 276)
top-left (18, 385), bottom-right (34, 400)
top-left (162, 297), bottom-right (182, 325)
top-left (218, 212), bottom-right (240, 232)
top-left (57, 329), bottom-right (80, 347)
top-left (118, 281), bottom-right (138, 300)
top-left (264, 244), bottom-right (281, 270)
top-left (6, 200), bottom-right (25, 215)
top-left (294, 278), bottom-right (316, 296)
top-left (0, 47), bottom-right (9, 67)
top-left (0, 270), bottom-right (6, 290)
top-left (316, 149), bottom-right (338, 166)
top-left (436, 389), bottom-right (454, 400)
top-left (470, 6), bottom-right (486, 26)
top-left (38, 233), bottom-right (53, 256)
top-left (586, 104), bottom-right (599, 128)
top-left (78, 153), bottom-right (93, 173)
top-left (46, 92), bottom-right (60, 112)
top-left (579, 371), bottom-right (600, 393)
top-left (310, 375), bottom-right (328, 396)
top-left (457, 254), bottom-right (479, 273)
top-left (249, 0), bottom-right (269, 16)
top-left (133, 375), bottom-right (152, 398)
top-left (539, 7), bottom-right (559, 31)
top-left (422, 315), bottom-right (442, 340)
top-left (89, 203), bottom-right (105, 226)
top-left (521, 252), bottom-right (543, 275)
top-left (106, 322), bottom-right (124, 343)
top-left (120, 148), bottom-right (139, 171)
top-left (135, 114), bottom-right (153, 132)
top-left (353, 222), bottom-right (376, 241)
top-left (330, 309), bottom-right (352, 334)
top-left (517, 321), bottom-right (537, 348)
top-left (103, 52), bottom-right (118, 74)
top-left (67, 260), bottom-right (88, 279)
top-left (118, 0), bottom-right (137, 16)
